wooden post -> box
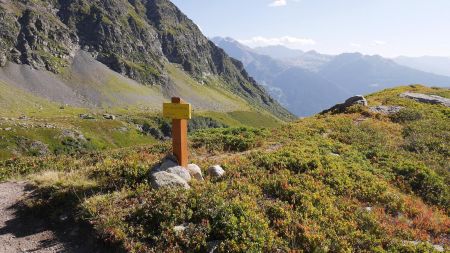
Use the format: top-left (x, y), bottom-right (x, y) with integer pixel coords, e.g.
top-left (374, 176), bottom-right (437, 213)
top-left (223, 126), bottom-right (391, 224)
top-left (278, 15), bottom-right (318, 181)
top-left (171, 97), bottom-right (188, 167)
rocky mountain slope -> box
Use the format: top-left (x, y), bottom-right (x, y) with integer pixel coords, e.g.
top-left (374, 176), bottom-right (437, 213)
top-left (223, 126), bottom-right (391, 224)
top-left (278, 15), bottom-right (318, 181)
top-left (213, 38), bottom-right (450, 116)
top-left (0, 0), bottom-right (293, 121)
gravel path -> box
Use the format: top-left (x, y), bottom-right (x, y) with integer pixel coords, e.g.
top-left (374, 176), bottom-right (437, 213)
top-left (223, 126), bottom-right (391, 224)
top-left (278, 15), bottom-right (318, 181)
top-left (0, 182), bottom-right (107, 253)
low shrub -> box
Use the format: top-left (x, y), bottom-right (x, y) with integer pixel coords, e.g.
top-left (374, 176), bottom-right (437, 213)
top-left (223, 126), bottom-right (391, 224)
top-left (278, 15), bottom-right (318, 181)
top-left (390, 108), bottom-right (423, 123)
top-left (191, 127), bottom-right (267, 152)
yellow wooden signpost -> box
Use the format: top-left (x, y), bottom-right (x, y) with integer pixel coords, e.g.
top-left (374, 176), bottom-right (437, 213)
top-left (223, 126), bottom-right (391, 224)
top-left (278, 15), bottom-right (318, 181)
top-left (163, 97), bottom-right (192, 167)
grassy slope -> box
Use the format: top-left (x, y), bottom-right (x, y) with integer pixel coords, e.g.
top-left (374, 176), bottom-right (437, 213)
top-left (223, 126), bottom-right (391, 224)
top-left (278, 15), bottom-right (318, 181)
top-left (1, 85), bottom-right (448, 252)
top-left (0, 67), bottom-right (284, 161)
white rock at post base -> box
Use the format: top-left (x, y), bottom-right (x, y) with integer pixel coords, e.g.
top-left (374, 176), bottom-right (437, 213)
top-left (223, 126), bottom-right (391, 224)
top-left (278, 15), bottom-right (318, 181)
top-left (150, 171), bottom-right (190, 189)
top-left (166, 166), bottom-right (192, 182)
top-left (207, 165), bottom-right (225, 178)
top-left (187, 164), bottom-right (204, 181)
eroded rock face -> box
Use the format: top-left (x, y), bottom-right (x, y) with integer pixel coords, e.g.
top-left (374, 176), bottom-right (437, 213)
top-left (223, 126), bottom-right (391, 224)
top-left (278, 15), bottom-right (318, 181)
top-left (400, 92), bottom-right (450, 107)
top-left (321, 95), bottom-right (368, 114)
top-left (150, 171), bottom-right (190, 190)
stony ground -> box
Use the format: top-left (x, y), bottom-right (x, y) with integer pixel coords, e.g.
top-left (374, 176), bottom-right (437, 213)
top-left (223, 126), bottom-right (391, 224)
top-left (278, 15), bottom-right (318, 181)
top-left (0, 182), bottom-right (107, 253)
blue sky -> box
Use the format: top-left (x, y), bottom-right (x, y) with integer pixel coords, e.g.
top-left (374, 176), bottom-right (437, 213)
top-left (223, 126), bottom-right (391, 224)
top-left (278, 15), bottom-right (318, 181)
top-left (171, 0), bottom-right (450, 58)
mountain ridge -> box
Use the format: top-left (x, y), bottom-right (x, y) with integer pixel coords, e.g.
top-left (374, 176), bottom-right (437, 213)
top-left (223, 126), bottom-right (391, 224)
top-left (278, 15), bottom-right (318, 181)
top-left (0, 0), bottom-right (294, 121)
top-left (213, 38), bottom-right (450, 116)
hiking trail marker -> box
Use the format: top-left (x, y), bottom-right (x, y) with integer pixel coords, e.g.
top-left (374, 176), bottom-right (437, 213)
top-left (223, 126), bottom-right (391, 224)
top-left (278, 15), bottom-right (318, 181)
top-left (163, 97), bottom-right (192, 167)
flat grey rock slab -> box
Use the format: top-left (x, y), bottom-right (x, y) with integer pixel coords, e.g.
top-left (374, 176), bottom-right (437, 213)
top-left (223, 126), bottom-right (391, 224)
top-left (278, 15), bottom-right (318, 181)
top-left (400, 92), bottom-right (450, 107)
top-left (369, 105), bottom-right (404, 115)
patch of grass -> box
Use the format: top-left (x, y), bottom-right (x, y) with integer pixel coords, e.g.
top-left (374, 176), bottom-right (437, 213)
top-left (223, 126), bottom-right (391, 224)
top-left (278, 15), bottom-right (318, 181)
top-left (228, 111), bottom-right (282, 128)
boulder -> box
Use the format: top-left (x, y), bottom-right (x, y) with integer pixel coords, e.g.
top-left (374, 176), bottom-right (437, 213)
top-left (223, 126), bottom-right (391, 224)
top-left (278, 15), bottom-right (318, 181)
top-left (207, 165), bottom-right (225, 178)
top-left (187, 164), bottom-right (204, 181)
top-left (29, 140), bottom-right (50, 156)
top-left (400, 92), bottom-right (450, 107)
top-left (369, 105), bottom-right (404, 115)
top-left (165, 166), bottom-right (192, 182)
top-left (158, 159), bottom-right (179, 172)
top-left (150, 171), bottom-right (190, 190)
top-left (321, 95), bottom-right (368, 114)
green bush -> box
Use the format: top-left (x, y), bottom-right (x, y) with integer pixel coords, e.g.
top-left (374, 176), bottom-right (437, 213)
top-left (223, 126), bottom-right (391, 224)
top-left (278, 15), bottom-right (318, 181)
top-left (188, 116), bottom-right (227, 132)
top-left (191, 127), bottom-right (267, 152)
top-left (392, 161), bottom-right (449, 208)
top-left (390, 108), bottom-right (423, 123)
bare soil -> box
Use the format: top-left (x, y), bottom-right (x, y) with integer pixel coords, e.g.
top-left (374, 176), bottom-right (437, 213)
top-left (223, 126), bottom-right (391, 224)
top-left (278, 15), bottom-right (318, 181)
top-left (0, 182), bottom-right (109, 253)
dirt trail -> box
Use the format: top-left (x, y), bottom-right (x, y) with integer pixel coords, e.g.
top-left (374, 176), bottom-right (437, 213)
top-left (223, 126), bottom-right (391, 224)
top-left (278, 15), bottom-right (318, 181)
top-left (0, 182), bottom-right (105, 253)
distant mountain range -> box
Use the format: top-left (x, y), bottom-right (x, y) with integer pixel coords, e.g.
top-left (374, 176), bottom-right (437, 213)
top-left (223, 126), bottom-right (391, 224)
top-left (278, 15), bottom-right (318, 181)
top-left (212, 37), bottom-right (450, 116)
top-left (394, 56), bottom-right (450, 77)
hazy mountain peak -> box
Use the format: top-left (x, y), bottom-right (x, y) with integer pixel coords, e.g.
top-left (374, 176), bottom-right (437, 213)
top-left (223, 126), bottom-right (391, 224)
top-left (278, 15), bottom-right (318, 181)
top-left (253, 45), bottom-right (305, 60)
top-left (394, 56), bottom-right (450, 77)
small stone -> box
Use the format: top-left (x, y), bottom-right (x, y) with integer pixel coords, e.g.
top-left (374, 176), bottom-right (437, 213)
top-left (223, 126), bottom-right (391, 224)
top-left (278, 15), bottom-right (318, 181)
top-left (79, 114), bottom-right (95, 120)
top-left (59, 214), bottom-right (68, 221)
top-left (206, 240), bottom-right (221, 253)
top-left (5, 127), bottom-right (12, 131)
top-left (364, 207), bottom-right (372, 212)
top-left (103, 114), bottom-right (116, 120)
top-left (150, 171), bottom-right (190, 189)
top-left (207, 165), bottom-right (225, 178)
top-left (0, 53), bottom-right (6, 67)
top-left (187, 164), bottom-right (204, 181)
top-left (173, 224), bottom-right (187, 234)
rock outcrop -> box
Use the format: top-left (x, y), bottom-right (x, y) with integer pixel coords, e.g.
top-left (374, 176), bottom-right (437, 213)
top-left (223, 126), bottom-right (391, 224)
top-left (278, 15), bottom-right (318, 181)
top-left (400, 92), bottom-right (450, 107)
top-left (369, 105), bottom-right (404, 115)
top-left (321, 95), bottom-right (368, 114)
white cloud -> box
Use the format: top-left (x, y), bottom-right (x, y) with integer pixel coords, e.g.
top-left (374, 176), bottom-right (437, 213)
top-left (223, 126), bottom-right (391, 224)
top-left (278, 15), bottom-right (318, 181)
top-left (350, 42), bottom-right (362, 48)
top-left (269, 0), bottom-right (287, 7)
top-left (373, 40), bottom-right (387, 46)
top-left (238, 36), bottom-right (316, 49)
